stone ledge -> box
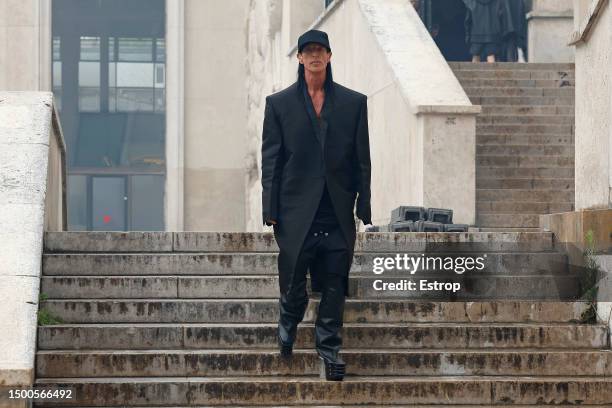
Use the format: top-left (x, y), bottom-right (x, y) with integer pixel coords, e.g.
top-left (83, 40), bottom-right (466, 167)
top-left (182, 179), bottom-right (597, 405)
top-left (568, 0), bottom-right (609, 45)
top-left (526, 10), bottom-right (574, 20)
top-left (29, 376), bottom-right (612, 405)
top-left (44, 231), bottom-right (555, 253)
top-left (415, 105), bottom-right (482, 115)
top-left (539, 208), bottom-right (612, 253)
top-left (0, 367), bottom-right (33, 387)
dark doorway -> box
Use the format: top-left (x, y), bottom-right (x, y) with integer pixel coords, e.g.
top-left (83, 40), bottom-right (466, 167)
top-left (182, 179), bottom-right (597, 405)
top-left (418, 0), bottom-right (472, 61)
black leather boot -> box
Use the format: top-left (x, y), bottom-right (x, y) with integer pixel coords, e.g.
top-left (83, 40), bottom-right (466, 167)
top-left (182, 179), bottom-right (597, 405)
top-left (278, 334), bottom-right (293, 358)
top-left (318, 354), bottom-right (346, 381)
top-left (314, 269), bottom-right (347, 381)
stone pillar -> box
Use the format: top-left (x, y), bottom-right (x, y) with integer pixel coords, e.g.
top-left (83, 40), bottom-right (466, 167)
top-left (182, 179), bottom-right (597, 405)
top-left (418, 108), bottom-right (477, 226)
top-left (527, 0), bottom-right (575, 62)
top-left (182, 0), bottom-right (250, 231)
top-left (165, 0), bottom-right (185, 231)
top-left (0, 0), bottom-right (51, 91)
top-left (572, 0), bottom-right (611, 210)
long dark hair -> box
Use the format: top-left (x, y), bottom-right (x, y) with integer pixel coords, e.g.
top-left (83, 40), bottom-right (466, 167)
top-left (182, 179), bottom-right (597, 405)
top-left (297, 62), bottom-right (334, 95)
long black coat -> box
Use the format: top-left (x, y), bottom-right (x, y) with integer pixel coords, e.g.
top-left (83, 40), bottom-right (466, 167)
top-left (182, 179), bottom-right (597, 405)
top-left (500, 0), bottom-right (527, 50)
top-left (463, 0), bottom-right (503, 44)
top-left (261, 80), bottom-right (372, 297)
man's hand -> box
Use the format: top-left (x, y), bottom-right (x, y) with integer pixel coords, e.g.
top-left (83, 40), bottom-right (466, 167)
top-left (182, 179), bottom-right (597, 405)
top-left (266, 219), bottom-right (277, 225)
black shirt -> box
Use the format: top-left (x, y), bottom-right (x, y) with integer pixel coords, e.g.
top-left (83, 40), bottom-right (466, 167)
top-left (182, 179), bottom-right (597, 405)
top-left (313, 182), bottom-right (339, 228)
top-left (312, 114), bottom-right (339, 229)
top-left (302, 87), bottom-right (339, 229)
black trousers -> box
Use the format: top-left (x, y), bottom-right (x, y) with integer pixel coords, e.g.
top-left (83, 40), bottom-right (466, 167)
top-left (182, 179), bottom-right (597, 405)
top-left (278, 222), bottom-right (350, 361)
top-left (502, 35), bottom-right (519, 62)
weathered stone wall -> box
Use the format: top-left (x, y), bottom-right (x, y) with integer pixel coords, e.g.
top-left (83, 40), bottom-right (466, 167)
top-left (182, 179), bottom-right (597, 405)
top-left (573, 0), bottom-right (594, 27)
top-left (0, 0), bottom-right (51, 91)
top-left (595, 255), bottom-right (612, 340)
top-left (0, 92), bottom-right (63, 387)
top-left (44, 104), bottom-right (66, 232)
top-left (574, 0), bottom-right (611, 209)
top-left (528, 0), bottom-right (575, 62)
top-left (245, 0), bottom-right (283, 232)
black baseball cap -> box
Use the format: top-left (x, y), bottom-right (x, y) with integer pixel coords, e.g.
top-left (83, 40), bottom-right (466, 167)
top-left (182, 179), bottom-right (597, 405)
top-left (297, 29), bottom-right (331, 53)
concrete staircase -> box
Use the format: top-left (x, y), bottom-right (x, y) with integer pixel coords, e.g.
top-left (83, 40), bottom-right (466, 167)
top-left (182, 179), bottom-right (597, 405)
top-left (450, 62), bottom-right (575, 231)
top-left (34, 231), bottom-right (612, 406)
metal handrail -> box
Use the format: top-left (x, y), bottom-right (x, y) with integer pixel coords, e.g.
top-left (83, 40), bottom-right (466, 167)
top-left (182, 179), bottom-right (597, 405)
top-left (51, 100), bottom-right (68, 231)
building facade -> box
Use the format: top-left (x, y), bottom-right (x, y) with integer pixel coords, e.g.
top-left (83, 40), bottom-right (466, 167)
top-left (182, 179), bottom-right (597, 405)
top-left (0, 0), bottom-right (588, 233)
top-left (2, 0), bottom-right (255, 232)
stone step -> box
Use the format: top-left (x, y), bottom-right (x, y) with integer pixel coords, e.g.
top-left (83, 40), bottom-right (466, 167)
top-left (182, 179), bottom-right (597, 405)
top-left (476, 115), bottom-right (574, 125)
top-left (39, 274), bottom-right (579, 300)
top-left (33, 405), bottom-right (612, 408)
top-left (35, 349), bottom-right (612, 378)
top-left (457, 78), bottom-right (574, 88)
top-left (477, 214), bottom-right (541, 228)
top-left (465, 87), bottom-right (574, 98)
top-left (38, 300), bottom-right (593, 324)
top-left (478, 227), bottom-right (542, 233)
top-left (449, 62), bottom-right (575, 70)
top-left (477, 201), bottom-right (574, 214)
top-left (454, 70), bottom-right (574, 80)
top-left (480, 105), bottom-right (574, 115)
top-left (464, 62), bottom-right (578, 236)
top-left (37, 323), bottom-right (608, 350)
top-left (32, 376), bottom-right (612, 406)
top-left (30, 405), bottom-right (612, 408)
top-left (476, 166), bottom-right (574, 178)
top-left (476, 144), bottom-right (573, 156)
top-left (476, 124), bottom-right (573, 134)
top-left (477, 133), bottom-right (574, 145)
top-left (477, 155), bottom-right (574, 167)
top-left (42, 252), bottom-right (566, 277)
top-left (470, 96), bottom-right (574, 105)
top-left (476, 189), bottom-right (574, 202)
top-left (476, 178), bottom-right (574, 190)
top-left (43, 232), bottom-right (556, 253)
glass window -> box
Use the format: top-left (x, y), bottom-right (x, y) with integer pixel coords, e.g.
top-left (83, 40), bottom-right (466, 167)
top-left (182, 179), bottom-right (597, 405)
top-left (78, 62), bottom-right (101, 112)
top-left (116, 62), bottom-right (154, 87)
top-left (53, 36), bottom-right (61, 61)
top-left (109, 37), bottom-right (116, 62)
top-left (155, 38), bottom-right (165, 62)
top-left (67, 175), bottom-right (88, 231)
top-left (130, 175), bottom-right (165, 231)
top-left (118, 37), bottom-right (153, 62)
top-left (80, 36), bottom-right (100, 61)
top-left (78, 36), bottom-right (101, 111)
top-left (52, 36), bottom-right (62, 110)
top-left (108, 36), bottom-right (164, 113)
top-left (52, 0), bottom-right (166, 231)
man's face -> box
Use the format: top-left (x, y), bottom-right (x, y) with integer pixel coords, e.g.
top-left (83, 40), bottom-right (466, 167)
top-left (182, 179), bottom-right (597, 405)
top-left (298, 43), bottom-right (332, 74)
